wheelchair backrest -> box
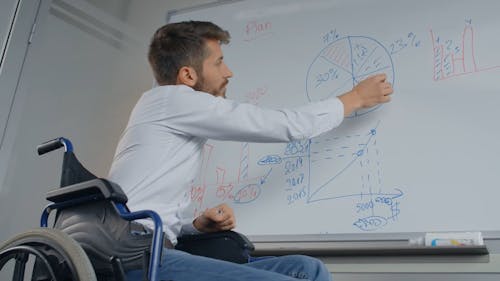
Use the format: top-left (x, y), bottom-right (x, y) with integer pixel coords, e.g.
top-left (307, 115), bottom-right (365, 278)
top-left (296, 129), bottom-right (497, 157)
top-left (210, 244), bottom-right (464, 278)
top-left (39, 138), bottom-right (154, 279)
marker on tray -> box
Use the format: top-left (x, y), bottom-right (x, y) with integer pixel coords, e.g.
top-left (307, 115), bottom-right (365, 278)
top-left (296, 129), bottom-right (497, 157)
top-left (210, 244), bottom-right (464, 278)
top-left (424, 232), bottom-right (483, 247)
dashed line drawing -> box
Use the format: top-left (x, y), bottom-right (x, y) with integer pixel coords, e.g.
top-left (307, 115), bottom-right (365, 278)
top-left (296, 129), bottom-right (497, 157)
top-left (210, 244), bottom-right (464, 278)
top-left (258, 122), bottom-right (404, 231)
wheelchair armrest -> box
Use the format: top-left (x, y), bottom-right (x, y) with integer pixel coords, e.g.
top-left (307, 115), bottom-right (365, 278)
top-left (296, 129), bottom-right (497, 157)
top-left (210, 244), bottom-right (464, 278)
top-left (175, 231), bottom-right (255, 264)
top-left (233, 231), bottom-right (255, 251)
top-left (46, 178), bottom-right (128, 204)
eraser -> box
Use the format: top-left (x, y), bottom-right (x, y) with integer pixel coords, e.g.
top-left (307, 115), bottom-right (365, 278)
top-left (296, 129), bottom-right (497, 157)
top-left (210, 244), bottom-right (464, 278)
top-left (424, 232), bottom-right (483, 246)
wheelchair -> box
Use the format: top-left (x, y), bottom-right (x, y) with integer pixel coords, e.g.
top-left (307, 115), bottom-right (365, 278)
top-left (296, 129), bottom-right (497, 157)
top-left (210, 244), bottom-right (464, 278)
top-left (0, 137), bottom-right (165, 281)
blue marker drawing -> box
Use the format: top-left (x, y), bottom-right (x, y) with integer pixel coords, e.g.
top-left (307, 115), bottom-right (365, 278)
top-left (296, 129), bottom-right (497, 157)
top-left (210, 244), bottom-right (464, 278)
top-left (200, 33), bottom-right (403, 232)
top-left (258, 155), bottom-right (282, 165)
top-left (305, 35), bottom-right (395, 117)
top-left (308, 122), bottom-right (382, 202)
top-left (353, 216), bottom-right (387, 231)
top-left (257, 121), bottom-right (404, 231)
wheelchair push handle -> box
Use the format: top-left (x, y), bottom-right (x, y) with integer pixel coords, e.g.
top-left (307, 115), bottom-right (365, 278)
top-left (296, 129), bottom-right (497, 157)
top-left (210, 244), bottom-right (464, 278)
top-left (37, 137), bottom-right (73, 155)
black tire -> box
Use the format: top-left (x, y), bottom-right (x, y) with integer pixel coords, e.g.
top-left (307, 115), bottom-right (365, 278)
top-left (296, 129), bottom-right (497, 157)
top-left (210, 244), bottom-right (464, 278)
top-left (0, 228), bottom-right (97, 281)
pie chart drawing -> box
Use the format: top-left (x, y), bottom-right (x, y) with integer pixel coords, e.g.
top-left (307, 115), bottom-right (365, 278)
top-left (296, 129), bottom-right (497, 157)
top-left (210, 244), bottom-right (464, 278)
top-left (306, 36), bottom-right (395, 117)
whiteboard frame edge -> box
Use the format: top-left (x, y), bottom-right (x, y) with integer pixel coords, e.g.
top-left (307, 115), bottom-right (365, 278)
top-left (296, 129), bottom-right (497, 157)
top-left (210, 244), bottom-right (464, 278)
top-left (249, 231), bottom-right (500, 243)
top-left (166, 0), bottom-right (244, 23)
top-left (165, 0), bottom-right (500, 244)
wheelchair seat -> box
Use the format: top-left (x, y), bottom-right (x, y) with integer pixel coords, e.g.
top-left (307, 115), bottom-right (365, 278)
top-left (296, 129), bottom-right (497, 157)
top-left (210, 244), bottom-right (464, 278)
top-left (49, 178), bottom-right (154, 279)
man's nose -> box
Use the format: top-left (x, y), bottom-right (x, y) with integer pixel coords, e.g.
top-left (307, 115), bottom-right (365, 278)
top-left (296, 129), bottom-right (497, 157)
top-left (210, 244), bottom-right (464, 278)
top-left (224, 63), bottom-right (233, 78)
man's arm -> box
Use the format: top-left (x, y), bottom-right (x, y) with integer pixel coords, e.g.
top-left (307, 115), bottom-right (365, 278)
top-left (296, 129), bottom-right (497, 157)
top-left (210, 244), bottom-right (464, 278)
top-left (161, 73), bottom-right (393, 143)
top-left (338, 73), bottom-right (393, 117)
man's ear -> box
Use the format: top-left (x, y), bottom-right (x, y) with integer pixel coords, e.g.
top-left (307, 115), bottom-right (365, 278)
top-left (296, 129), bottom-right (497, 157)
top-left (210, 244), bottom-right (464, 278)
top-left (176, 66), bottom-right (198, 87)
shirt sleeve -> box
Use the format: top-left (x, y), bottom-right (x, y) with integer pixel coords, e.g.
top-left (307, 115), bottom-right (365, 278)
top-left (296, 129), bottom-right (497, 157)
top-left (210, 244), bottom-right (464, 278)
top-left (160, 87), bottom-right (345, 142)
top-left (180, 220), bottom-right (202, 235)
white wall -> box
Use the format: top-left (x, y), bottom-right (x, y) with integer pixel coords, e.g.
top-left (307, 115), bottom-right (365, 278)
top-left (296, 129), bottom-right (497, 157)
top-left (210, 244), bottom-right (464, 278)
top-left (0, 0), bottom-right (21, 151)
top-left (0, 0), bottom-right (19, 61)
top-left (0, 0), bottom-right (19, 65)
top-left (0, 0), bottom-right (214, 241)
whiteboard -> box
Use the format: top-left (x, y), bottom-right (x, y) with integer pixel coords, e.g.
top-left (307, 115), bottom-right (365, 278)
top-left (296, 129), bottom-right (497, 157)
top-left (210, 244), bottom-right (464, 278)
top-left (168, 0), bottom-right (500, 238)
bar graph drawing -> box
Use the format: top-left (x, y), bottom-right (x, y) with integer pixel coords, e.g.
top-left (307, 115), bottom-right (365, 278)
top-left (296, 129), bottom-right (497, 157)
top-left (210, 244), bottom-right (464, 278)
top-left (430, 22), bottom-right (500, 81)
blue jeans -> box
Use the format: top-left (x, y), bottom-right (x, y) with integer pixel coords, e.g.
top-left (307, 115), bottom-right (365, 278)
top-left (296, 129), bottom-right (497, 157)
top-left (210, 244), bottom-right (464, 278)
top-left (126, 248), bottom-right (332, 281)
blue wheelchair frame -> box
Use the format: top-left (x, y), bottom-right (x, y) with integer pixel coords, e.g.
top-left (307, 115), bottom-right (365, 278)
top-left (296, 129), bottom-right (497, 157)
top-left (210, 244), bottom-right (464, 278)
top-left (37, 137), bottom-right (164, 281)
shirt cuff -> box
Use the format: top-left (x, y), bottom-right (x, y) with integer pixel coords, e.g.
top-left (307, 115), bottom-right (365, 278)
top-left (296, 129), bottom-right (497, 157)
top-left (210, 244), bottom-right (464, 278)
top-left (316, 97), bottom-right (345, 133)
top-left (330, 97), bottom-right (345, 123)
top-left (180, 220), bottom-right (202, 235)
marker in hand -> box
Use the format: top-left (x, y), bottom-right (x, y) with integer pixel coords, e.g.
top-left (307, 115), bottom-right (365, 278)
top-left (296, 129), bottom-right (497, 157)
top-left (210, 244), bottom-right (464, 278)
top-left (193, 203), bottom-right (236, 233)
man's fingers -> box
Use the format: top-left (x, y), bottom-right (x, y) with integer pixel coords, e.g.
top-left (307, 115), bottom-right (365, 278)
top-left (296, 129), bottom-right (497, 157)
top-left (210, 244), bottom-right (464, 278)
top-left (381, 82), bottom-right (393, 95)
top-left (218, 219), bottom-right (235, 228)
top-left (207, 209), bottom-right (227, 222)
top-left (379, 95), bottom-right (391, 103)
top-left (373, 73), bottom-right (387, 82)
top-left (218, 212), bottom-right (233, 222)
top-left (207, 206), bottom-right (234, 222)
top-left (203, 203), bottom-right (236, 231)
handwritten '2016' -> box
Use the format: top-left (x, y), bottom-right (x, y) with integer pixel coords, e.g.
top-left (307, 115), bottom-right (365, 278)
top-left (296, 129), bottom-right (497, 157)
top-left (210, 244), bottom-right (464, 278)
top-left (287, 186), bottom-right (307, 205)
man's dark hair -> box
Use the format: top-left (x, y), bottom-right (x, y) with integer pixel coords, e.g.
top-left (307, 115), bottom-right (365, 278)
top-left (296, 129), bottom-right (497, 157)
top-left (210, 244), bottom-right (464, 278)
top-left (148, 21), bottom-right (230, 85)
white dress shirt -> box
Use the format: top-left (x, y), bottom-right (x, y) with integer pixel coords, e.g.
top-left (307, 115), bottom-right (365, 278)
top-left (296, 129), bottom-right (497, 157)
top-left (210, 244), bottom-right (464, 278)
top-left (108, 84), bottom-right (344, 244)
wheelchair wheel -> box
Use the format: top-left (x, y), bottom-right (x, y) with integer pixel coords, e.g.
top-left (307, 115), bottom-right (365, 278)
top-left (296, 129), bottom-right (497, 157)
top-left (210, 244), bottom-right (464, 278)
top-left (0, 228), bottom-right (97, 281)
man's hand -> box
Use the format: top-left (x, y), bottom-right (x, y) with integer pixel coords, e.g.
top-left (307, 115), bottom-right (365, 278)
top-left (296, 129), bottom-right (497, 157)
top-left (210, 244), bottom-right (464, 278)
top-left (338, 73), bottom-right (393, 116)
top-left (193, 203), bottom-right (236, 233)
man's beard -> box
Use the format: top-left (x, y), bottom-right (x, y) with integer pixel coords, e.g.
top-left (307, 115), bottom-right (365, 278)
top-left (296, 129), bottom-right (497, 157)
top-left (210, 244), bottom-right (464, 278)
top-left (193, 76), bottom-right (227, 98)
top-left (192, 75), bottom-right (206, 93)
